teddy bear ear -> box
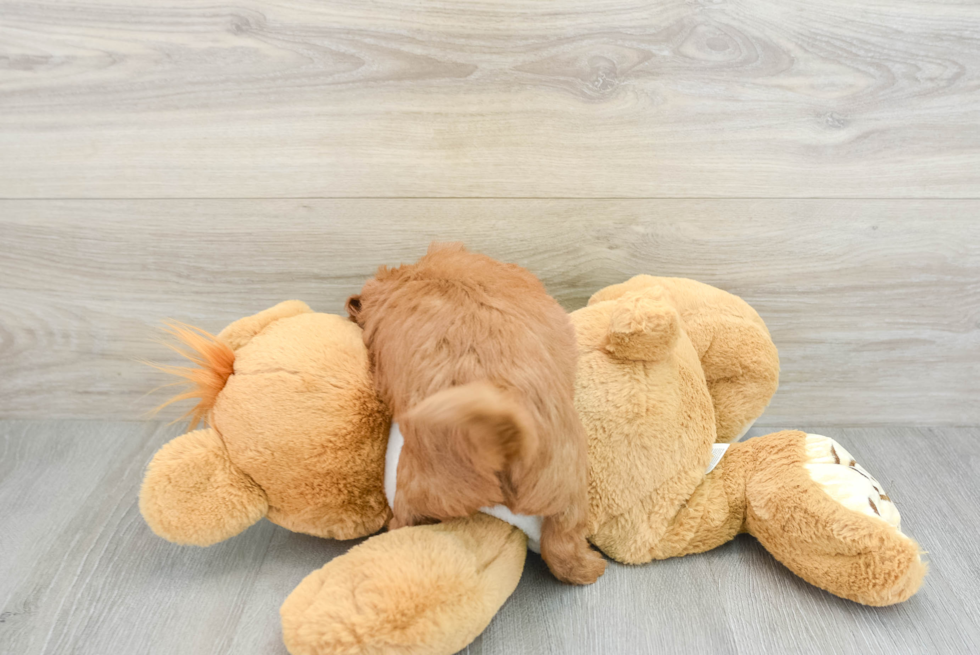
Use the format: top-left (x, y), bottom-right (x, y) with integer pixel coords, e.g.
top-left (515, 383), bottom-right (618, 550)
top-left (139, 428), bottom-right (268, 546)
top-left (605, 292), bottom-right (679, 362)
top-left (217, 299), bottom-right (313, 351)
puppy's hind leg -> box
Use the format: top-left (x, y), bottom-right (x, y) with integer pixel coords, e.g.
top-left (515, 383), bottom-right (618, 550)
top-left (540, 507), bottom-right (606, 585)
top-left (387, 496), bottom-right (418, 531)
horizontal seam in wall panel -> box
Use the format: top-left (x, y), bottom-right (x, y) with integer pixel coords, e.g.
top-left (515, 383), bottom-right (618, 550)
top-left (3, 197), bottom-right (980, 202)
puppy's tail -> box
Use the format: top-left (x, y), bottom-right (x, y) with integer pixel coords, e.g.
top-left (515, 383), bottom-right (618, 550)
top-left (403, 382), bottom-right (539, 471)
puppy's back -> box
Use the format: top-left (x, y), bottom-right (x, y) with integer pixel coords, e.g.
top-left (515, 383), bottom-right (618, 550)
top-left (350, 243), bottom-right (583, 514)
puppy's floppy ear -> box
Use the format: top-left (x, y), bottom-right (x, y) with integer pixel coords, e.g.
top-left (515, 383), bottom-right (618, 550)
top-left (345, 294), bottom-right (363, 323)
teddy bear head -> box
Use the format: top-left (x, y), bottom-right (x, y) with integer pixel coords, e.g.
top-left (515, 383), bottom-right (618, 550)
top-left (140, 301), bottom-right (391, 546)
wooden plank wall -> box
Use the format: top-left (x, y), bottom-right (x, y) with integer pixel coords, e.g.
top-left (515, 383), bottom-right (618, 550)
top-left (2, 201), bottom-right (977, 424)
top-left (1, 0), bottom-right (978, 424)
top-left (2, 0), bottom-right (979, 198)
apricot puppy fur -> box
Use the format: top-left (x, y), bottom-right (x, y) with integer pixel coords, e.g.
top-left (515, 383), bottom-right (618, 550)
top-left (347, 243), bottom-right (605, 585)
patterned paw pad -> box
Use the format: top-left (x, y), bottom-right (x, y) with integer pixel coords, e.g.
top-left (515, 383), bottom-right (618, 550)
top-left (803, 434), bottom-right (901, 530)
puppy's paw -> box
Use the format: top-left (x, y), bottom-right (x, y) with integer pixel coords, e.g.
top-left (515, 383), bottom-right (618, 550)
top-left (556, 547), bottom-right (607, 585)
top-left (542, 535), bottom-right (607, 585)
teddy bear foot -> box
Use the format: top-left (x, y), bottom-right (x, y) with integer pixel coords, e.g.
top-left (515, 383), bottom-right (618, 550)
top-left (745, 431), bottom-right (926, 606)
top-left (802, 434), bottom-right (902, 531)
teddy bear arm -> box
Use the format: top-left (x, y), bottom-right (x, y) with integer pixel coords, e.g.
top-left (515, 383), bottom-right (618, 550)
top-left (281, 514), bottom-right (526, 655)
top-left (688, 315), bottom-right (779, 443)
top-left (139, 428), bottom-right (268, 546)
top-left (216, 300), bottom-right (313, 350)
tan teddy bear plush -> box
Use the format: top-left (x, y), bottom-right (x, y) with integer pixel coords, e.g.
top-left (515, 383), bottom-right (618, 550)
top-left (140, 278), bottom-right (925, 655)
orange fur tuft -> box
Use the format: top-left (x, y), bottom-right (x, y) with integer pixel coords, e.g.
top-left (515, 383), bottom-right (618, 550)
top-left (148, 322), bottom-right (235, 429)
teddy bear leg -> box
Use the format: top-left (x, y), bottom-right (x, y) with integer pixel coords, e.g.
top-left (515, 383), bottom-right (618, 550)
top-left (591, 444), bottom-right (752, 563)
top-left (139, 428), bottom-right (268, 546)
top-left (740, 431), bottom-right (926, 605)
top-left (281, 513), bottom-right (527, 655)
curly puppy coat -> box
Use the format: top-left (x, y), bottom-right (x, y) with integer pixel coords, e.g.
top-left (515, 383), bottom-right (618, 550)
top-left (347, 243), bottom-right (605, 585)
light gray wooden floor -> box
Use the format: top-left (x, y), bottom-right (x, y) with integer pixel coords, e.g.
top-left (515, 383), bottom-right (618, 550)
top-left (1, 421), bottom-right (977, 655)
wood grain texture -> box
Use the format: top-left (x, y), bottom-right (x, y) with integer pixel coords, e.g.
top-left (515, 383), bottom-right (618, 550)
top-left (0, 420), bottom-right (360, 655)
top-left (1, 199), bottom-right (977, 425)
top-left (1, 422), bottom-right (978, 655)
top-left (1, 0), bottom-right (979, 198)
